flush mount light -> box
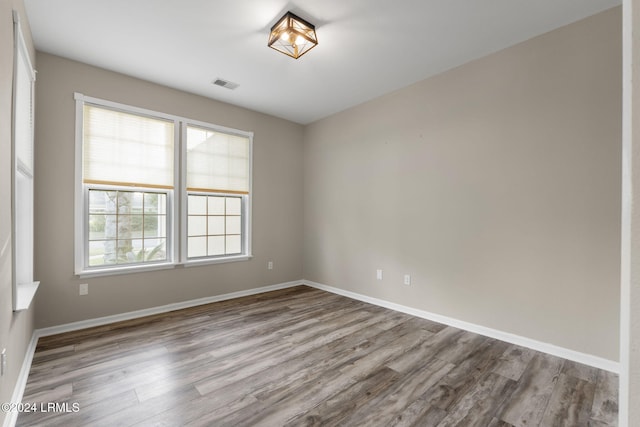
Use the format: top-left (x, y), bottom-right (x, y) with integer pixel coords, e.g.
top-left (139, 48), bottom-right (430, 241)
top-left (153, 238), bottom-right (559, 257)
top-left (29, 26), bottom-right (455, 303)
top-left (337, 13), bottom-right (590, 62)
top-left (268, 11), bottom-right (318, 59)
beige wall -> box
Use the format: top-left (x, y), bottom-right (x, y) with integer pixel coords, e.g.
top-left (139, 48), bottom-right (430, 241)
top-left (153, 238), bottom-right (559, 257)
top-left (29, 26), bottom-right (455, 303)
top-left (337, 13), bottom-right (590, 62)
top-left (0, 0), bottom-right (35, 424)
top-left (33, 53), bottom-right (304, 328)
top-left (303, 8), bottom-right (622, 361)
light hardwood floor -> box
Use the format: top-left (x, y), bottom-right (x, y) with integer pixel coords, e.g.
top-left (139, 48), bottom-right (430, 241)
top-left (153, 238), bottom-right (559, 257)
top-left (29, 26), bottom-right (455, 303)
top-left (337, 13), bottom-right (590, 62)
top-left (17, 286), bottom-right (618, 426)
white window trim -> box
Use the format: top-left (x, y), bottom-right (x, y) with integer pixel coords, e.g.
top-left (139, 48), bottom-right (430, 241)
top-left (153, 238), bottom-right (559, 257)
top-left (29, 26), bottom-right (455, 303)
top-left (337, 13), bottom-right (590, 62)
top-left (180, 120), bottom-right (253, 264)
top-left (74, 93), bottom-right (253, 278)
top-left (12, 10), bottom-right (39, 311)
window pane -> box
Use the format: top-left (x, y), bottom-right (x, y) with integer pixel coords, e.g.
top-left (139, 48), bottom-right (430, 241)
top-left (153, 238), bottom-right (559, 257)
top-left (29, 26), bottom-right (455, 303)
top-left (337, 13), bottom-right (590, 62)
top-left (144, 215), bottom-right (166, 238)
top-left (104, 191), bottom-right (118, 213)
top-left (89, 190), bottom-right (106, 213)
top-left (158, 215), bottom-right (168, 238)
top-left (208, 236), bottom-right (225, 256)
top-left (117, 191), bottom-right (133, 214)
top-left (143, 238), bottom-right (166, 261)
top-left (130, 192), bottom-right (144, 213)
top-left (226, 197), bottom-right (241, 215)
top-left (89, 214), bottom-right (106, 240)
top-left (116, 239), bottom-right (142, 263)
top-left (226, 216), bottom-right (241, 235)
top-left (208, 196), bottom-right (225, 215)
top-left (89, 240), bottom-right (114, 266)
top-left (159, 194), bottom-right (167, 214)
top-left (188, 236), bottom-right (206, 258)
top-left (89, 190), bottom-right (119, 214)
top-left (188, 216), bottom-right (207, 237)
top-left (143, 193), bottom-right (159, 213)
top-left (126, 215), bottom-right (144, 239)
top-left (226, 235), bottom-right (241, 254)
top-left (189, 195), bottom-right (207, 215)
top-left (101, 214), bottom-right (117, 241)
top-left (208, 216), bottom-right (225, 235)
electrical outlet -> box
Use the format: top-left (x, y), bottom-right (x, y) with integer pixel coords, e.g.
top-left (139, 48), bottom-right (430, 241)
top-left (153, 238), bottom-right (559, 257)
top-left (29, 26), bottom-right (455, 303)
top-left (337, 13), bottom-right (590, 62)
top-left (404, 274), bottom-right (411, 286)
top-left (1, 348), bottom-right (6, 377)
top-left (267, 261), bottom-right (273, 270)
top-left (79, 283), bottom-right (89, 295)
top-left (376, 269), bottom-right (383, 280)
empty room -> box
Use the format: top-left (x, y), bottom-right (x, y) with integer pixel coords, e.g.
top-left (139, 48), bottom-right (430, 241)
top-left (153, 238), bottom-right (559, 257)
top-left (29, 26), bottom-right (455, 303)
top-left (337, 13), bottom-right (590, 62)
top-left (2, 0), bottom-right (640, 426)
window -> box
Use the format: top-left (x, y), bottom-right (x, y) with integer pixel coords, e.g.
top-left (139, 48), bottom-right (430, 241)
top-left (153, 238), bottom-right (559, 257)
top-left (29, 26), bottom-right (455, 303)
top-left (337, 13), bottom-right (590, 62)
top-left (75, 95), bottom-right (252, 276)
top-left (80, 103), bottom-right (175, 271)
top-left (12, 10), bottom-right (39, 310)
top-left (185, 125), bottom-right (250, 259)
top-left (88, 189), bottom-right (168, 267)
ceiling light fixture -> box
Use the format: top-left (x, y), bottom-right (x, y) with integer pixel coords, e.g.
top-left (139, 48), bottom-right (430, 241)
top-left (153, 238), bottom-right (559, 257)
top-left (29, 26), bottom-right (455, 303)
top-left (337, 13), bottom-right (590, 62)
top-left (268, 11), bottom-right (318, 59)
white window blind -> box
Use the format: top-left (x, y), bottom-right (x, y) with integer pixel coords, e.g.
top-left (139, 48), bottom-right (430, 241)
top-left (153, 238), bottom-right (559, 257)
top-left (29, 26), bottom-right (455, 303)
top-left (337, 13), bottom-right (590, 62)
top-left (14, 36), bottom-right (33, 174)
top-left (83, 104), bottom-right (175, 188)
top-left (186, 125), bottom-right (250, 194)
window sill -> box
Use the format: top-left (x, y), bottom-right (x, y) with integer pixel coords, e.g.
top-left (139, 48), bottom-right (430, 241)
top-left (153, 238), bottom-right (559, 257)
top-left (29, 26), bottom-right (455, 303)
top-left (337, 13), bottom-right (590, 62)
top-left (76, 262), bottom-right (175, 279)
top-left (76, 255), bottom-right (253, 278)
top-left (182, 254), bottom-right (253, 268)
top-left (14, 281), bottom-right (40, 311)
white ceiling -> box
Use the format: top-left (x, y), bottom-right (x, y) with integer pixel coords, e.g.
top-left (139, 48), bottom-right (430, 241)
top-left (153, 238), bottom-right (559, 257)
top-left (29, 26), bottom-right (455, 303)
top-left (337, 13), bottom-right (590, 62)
top-left (24, 0), bottom-right (620, 125)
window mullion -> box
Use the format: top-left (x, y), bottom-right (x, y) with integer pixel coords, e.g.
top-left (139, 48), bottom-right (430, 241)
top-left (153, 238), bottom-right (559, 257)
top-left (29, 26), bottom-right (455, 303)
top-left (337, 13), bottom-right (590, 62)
top-left (179, 120), bottom-right (188, 264)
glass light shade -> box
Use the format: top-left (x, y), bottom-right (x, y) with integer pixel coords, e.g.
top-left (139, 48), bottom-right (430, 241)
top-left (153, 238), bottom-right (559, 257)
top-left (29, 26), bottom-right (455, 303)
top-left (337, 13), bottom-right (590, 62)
top-left (268, 11), bottom-right (318, 59)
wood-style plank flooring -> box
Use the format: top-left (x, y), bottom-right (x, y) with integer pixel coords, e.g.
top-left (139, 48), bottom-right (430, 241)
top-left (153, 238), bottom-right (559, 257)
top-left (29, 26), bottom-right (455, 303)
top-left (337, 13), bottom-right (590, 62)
top-left (17, 286), bottom-right (618, 426)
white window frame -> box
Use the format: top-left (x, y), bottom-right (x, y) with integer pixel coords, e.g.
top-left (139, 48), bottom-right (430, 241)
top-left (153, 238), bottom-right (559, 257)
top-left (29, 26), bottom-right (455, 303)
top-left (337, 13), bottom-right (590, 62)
top-left (181, 120), bottom-right (253, 265)
top-left (74, 94), bottom-right (253, 278)
top-left (11, 10), bottom-right (39, 311)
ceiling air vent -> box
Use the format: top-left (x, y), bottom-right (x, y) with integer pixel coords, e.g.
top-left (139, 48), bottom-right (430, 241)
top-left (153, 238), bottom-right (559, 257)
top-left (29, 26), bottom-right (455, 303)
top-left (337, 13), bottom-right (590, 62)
top-left (212, 78), bottom-right (239, 90)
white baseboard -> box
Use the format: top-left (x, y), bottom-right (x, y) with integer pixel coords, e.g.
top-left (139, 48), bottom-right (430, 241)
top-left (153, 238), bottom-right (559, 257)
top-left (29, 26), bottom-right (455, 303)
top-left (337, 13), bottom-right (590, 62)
top-left (302, 279), bottom-right (620, 374)
top-left (37, 280), bottom-right (304, 338)
top-left (3, 331), bottom-right (38, 427)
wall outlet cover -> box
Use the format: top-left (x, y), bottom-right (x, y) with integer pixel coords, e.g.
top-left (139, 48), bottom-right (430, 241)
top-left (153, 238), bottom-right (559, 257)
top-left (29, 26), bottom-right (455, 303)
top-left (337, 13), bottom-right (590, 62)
top-left (1, 348), bottom-right (6, 376)
top-left (79, 283), bottom-right (89, 295)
